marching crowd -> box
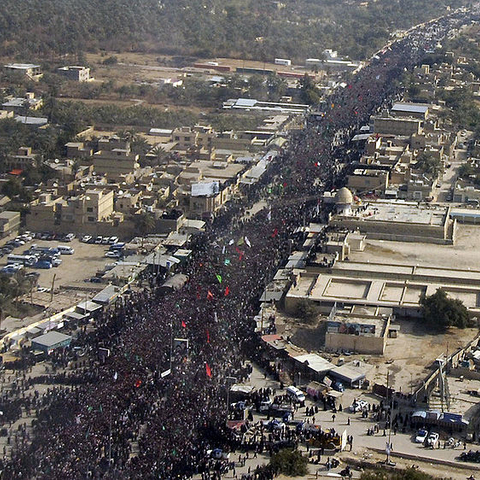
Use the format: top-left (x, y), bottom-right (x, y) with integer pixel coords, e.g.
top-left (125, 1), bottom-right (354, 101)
top-left (0, 9), bottom-right (475, 479)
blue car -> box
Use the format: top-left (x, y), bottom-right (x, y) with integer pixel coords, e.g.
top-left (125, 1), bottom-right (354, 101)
top-left (35, 260), bottom-right (52, 269)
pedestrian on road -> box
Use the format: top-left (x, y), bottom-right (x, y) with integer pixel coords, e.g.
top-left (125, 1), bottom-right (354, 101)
top-left (332, 414), bottom-right (336, 422)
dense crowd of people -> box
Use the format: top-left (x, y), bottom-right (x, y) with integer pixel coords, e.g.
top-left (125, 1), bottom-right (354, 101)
top-left (0, 7), bottom-right (477, 479)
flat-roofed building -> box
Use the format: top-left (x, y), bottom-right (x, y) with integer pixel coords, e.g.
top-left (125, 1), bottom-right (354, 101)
top-left (325, 305), bottom-right (393, 355)
top-left (347, 168), bottom-right (389, 194)
top-left (5, 147), bottom-right (39, 170)
top-left (286, 260), bottom-right (480, 318)
top-left (4, 63), bottom-right (42, 80)
top-left (57, 66), bottom-right (90, 82)
top-left (0, 211), bottom-right (20, 238)
top-left (330, 200), bottom-right (454, 244)
top-left (391, 102), bottom-right (429, 120)
top-left (93, 145), bottom-right (139, 182)
top-left (373, 116), bottom-right (423, 136)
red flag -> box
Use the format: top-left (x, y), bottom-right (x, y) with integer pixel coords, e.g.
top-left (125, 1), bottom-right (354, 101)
top-left (272, 228), bottom-right (278, 238)
top-left (206, 363), bottom-right (212, 378)
top-left (224, 286), bottom-right (230, 296)
top-left (207, 290), bottom-right (214, 300)
top-left (135, 379), bottom-right (142, 388)
top-left (235, 247), bottom-right (244, 261)
top-left (206, 330), bottom-right (210, 343)
top-left (182, 320), bottom-right (187, 328)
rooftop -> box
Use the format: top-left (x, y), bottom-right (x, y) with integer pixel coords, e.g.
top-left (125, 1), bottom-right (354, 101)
top-left (391, 103), bottom-right (429, 114)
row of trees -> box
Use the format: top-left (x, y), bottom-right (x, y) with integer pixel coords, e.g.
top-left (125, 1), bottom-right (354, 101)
top-left (0, 0), bottom-right (469, 61)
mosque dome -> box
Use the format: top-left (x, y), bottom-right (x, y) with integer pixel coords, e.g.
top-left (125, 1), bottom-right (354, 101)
top-left (335, 187), bottom-right (353, 205)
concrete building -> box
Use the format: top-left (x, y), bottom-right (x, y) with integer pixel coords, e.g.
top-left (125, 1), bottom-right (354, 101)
top-left (57, 66), bottom-right (90, 82)
top-left (347, 168), bottom-right (389, 195)
top-left (373, 116), bottom-right (423, 136)
top-left (26, 190), bottom-right (115, 233)
top-left (4, 63), bottom-right (42, 80)
top-left (2, 93), bottom-right (43, 114)
top-left (5, 147), bottom-right (39, 170)
top-left (93, 138), bottom-right (139, 182)
top-left (330, 199), bottom-right (454, 245)
top-left (60, 189), bottom-right (114, 225)
top-left (31, 331), bottom-right (72, 354)
top-left (0, 211), bottom-right (20, 238)
top-left (391, 103), bottom-right (429, 120)
top-left (285, 260), bottom-right (480, 318)
top-left (325, 305), bottom-right (393, 355)
top-left (65, 142), bottom-right (93, 158)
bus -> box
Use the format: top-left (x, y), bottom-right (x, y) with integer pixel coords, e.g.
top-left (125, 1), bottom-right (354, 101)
top-left (7, 254), bottom-right (37, 266)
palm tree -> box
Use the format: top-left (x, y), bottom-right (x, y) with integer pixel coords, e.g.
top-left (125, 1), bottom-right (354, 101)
top-left (134, 212), bottom-right (156, 246)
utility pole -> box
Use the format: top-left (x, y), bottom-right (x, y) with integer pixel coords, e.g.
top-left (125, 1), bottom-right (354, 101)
top-left (50, 273), bottom-right (56, 304)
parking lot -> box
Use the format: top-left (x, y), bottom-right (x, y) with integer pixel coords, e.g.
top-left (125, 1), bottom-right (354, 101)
top-left (0, 234), bottom-right (119, 292)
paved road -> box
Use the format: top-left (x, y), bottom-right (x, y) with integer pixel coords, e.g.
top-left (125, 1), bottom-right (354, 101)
top-left (197, 364), bottom-right (480, 479)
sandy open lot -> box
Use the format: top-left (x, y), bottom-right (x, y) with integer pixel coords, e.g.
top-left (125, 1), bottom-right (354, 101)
top-left (356, 224), bottom-right (480, 272)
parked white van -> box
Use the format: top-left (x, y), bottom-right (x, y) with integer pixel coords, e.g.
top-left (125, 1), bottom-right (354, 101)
top-left (286, 386), bottom-right (306, 403)
top-left (57, 245), bottom-right (75, 255)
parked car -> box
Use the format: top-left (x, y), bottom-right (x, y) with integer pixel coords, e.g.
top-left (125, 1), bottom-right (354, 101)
top-left (259, 398), bottom-right (273, 412)
top-left (427, 432), bottom-right (439, 448)
top-left (108, 236), bottom-right (119, 244)
top-left (105, 251), bottom-right (121, 258)
top-left (81, 235), bottom-right (92, 243)
top-left (35, 260), bottom-right (52, 269)
top-left (94, 236), bottom-right (103, 244)
top-left (350, 400), bottom-right (368, 413)
top-left (415, 429), bottom-right (428, 444)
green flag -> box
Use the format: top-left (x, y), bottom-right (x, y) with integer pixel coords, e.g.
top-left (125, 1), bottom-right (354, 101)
top-left (216, 274), bottom-right (222, 284)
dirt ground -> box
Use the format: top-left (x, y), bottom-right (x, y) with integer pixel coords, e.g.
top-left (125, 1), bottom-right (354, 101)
top-left (356, 224), bottom-right (480, 272)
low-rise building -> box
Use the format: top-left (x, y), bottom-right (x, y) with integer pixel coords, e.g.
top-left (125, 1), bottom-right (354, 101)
top-left (329, 194), bottom-right (454, 244)
top-left (0, 211), bottom-right (20, 238)
top-left (5, 147), bottom-right (39, 170)
top-left (325, 305), bottom-right (393, 355)
top-left (4, 63), bottom-right (42, 80)
top-left (2, 93), bottom-right (43, 114)
top-left (57, 66), bottom-right (90, 82)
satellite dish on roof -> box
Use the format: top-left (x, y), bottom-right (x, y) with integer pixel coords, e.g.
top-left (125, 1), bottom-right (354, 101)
top-left (54, 158), bottom-right (59, 163)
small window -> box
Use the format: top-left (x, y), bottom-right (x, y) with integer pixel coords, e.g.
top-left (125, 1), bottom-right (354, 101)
top-left (87, 216), bottom-right (95, 222)
top-left (87, 207), bottom-right (93, 212)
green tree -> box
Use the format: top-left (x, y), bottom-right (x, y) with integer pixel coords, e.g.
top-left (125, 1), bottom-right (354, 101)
top-left (299, 74), bottom-right (320, 105)
top-left (135, 212), bottom-right (156, 245)
top-left (415, 152), bottom-right (442, 179)
top-left (295, 299), bottom-right (318, 323)
top-left (270, 449), bottom-right (308, 477)
top-left (420, 288), bottom-right (469, 330)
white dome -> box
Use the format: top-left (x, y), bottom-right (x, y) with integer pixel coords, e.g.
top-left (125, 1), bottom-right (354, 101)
top-left (335, 187), bottom-right (353, 205)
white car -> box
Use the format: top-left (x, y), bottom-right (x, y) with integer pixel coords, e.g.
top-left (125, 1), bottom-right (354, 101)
top-left (350, 400), bottom-right (368, 413)
top-left (259, 399), bottom-right (273, 412)
top-left (81, 235), bottom-right (92, 243)
top-left (105, 251), bottom-right (121, 258)
top-left (427, 432), bottom-right (439, 448)
top-left (415, 429), bottom-right (428, 444)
